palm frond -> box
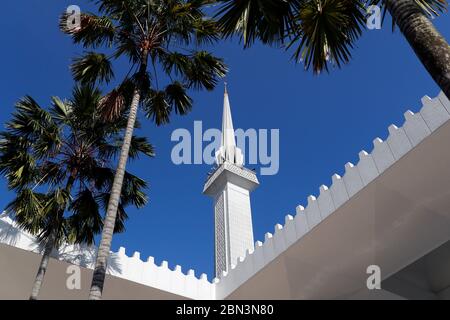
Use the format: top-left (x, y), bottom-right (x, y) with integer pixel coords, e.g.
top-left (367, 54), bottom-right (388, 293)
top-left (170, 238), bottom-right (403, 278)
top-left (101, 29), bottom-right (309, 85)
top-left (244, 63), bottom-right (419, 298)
top-left (185, 51), bottom-right (227, 91)
top-left (67, 189), bottom-right (103, 245)
top-left (0, 134), bottom-right (37, 190)
top-left (128, 136), bottom-right (155, 159)
top-left (288, 0), bottom-right (365, 74)
top-left (6, 189), bottom-right (47, 235)
top-left (8, 96), bottom-right (54, 138)
top-left (165, 81), bottom-right (193, 115)
top-left (98, 88), bottom-right (126, 122)
top-left (60, 13), bottom-right (116, 48)
top-left (215, 0), bottom-right (295, 47)
top-left (121, 171), bottom-right (148, 208)
top-left (0, 84), bottom-right (151, 247)
top-left (193, 18), bottom-right (221, 45)
top-left (143, 89), bottom-right (171, 126)
top-left (71, 52), bottom-right (115, 85)
top-left (50, 97), bottom-right (72, 123)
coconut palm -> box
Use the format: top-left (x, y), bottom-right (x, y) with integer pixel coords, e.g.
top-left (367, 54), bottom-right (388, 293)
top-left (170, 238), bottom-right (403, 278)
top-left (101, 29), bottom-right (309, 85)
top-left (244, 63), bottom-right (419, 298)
top-left (215, 0), bottom-right (450, 98)
top-left (0, 85), bottom-right (153, 300)
top-left (60, 0), bottom-right (227, 299)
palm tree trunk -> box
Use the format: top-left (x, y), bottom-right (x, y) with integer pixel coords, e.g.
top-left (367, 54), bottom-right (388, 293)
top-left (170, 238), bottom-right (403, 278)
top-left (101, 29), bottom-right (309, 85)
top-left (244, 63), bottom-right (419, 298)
top-left (29, 232), bottom-right (56, 300)
top-left (29, 176), bottom-right (74, 300)
top-left (88, 88), bottom-right (142, 300)
top-left (386, 0), bottom-right (450, 99)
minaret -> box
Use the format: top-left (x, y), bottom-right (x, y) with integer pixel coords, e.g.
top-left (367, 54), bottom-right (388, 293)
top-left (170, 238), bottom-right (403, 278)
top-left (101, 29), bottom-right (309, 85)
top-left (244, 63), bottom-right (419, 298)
top-left (203, 84), bottom-right (259, 278)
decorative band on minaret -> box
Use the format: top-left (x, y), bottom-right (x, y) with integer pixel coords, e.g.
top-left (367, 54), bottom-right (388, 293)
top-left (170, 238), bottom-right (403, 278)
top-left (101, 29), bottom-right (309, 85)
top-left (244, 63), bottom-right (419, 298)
top-left (203, 84), bottom-right (259, 278)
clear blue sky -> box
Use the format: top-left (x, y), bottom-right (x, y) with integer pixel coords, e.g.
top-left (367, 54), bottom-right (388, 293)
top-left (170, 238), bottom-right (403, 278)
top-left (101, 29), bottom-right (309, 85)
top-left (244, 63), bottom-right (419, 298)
top-left (1, 1), bottom-right (449, 280)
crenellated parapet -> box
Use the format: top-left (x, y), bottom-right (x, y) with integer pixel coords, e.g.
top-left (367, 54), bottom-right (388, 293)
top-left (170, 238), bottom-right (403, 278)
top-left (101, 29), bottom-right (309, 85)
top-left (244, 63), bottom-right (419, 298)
top-left (103, 246), bottom-right (214, 299)
top-left (0, 215), bottom-right (214, 300)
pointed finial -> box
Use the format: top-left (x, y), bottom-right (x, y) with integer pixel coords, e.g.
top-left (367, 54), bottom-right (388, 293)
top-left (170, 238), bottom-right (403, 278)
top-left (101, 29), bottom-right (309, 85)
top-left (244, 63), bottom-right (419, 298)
top-left (214, 80), bottom-right (243, 167)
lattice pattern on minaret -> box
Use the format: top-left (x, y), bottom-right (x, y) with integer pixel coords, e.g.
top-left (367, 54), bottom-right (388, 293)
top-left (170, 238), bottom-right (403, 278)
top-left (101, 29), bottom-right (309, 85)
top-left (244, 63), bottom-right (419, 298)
top-left (214, 192), bottom-right (226, 277)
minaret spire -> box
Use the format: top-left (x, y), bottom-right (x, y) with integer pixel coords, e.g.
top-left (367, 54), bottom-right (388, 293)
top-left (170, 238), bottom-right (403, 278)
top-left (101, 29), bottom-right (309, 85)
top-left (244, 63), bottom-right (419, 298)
top-left (204, 83), bottom-right (259, 278)
top-left (216, 83), bottom-right (244, 166)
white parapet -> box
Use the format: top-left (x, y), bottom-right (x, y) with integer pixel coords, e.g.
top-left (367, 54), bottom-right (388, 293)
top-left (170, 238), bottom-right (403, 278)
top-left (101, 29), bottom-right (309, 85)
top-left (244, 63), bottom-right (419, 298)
top-left (305, 195), bottom-right (321, 229)
top-left (357, 151), bottom-right (379, 185)
top-left (387, 125), bottom-right (412, 160)
top-left (343, 162), bottom-right (364, 197)
top-left (330, 174), bottom-right (349, 208)
top-left (317, 185), bottom-right (335, 219)
top-left (403, 110), bottom-right (431, 146)
top-left (0, 215), bottom-right (214, 300)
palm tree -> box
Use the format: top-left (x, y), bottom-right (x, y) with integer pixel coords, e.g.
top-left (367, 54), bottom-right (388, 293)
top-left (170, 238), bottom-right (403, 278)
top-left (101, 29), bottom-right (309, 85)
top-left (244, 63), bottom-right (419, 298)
top-left (215, 0), bottom-right (450, 98)
top-left (0, 85), bottom-right (153, 300)
top-left (60, 0), bottom-right (227, 299)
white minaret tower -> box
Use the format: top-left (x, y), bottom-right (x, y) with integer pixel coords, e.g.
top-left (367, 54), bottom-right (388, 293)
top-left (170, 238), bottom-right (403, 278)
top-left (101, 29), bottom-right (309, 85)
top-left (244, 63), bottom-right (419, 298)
top-left (203, 84), bottom-right (259, 278)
